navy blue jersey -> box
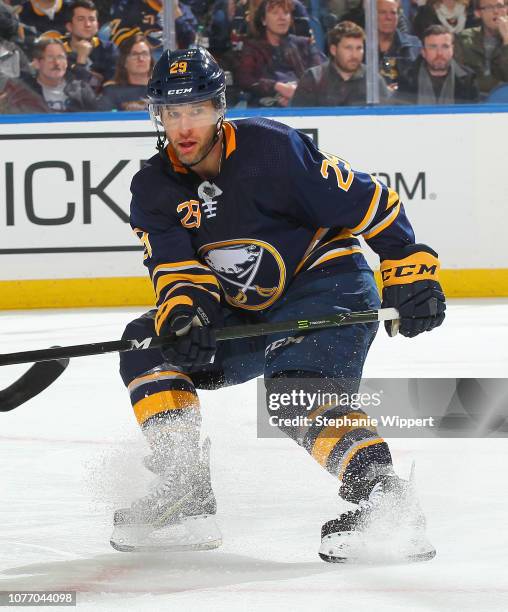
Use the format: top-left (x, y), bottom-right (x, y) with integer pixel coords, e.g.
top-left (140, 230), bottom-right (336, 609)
top-left (109, 0), bottom-right (161, 47)
top-left (14, 0), bottom-right (70, 39)
top-left (109, 0), bottom-right (197, 51)
top-left (61, 35), bottom-right (119, 85)
top-left (130, 118), bottom-right (415, 334)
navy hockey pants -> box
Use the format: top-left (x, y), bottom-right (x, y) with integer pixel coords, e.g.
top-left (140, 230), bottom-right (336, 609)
top-left (120, 268), bottom-right (381, 389)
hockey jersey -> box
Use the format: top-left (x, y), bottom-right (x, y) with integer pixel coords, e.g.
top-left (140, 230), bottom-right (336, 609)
top-left (109, 0), bottom-right (197, 51)
top-left (130, 118), bottom-right (416, 334)
top-left (109, 0), bottom-right (162, 48)
top-left (14, 0), bottom-right (70, 39)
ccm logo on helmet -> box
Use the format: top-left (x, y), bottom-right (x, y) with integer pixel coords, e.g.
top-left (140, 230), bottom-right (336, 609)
top-left (167, 88), bottom-right (193, 95)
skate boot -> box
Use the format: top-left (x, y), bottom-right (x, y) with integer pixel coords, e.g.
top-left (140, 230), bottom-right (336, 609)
top-left (319, 472), bottom-right (436, 563)
top-left (110, 438), bottom-right (222, 552)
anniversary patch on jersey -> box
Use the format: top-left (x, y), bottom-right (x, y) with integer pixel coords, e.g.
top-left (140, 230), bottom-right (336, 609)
top-left (198, 240), bottom-right (286, 310)
top-left (197, 181), bottom-right (223, 219)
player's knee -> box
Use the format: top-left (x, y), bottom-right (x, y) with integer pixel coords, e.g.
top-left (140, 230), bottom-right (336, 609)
top-left (119, 310), bottom-right (161, 387)
top-left (264, 370), bottom-right (319, 442)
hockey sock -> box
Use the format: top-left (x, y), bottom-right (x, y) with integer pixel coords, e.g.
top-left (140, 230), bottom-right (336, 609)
top-left (127, 366), bottom-right (202, 462)
top-left (266, 371), bottom-right (393, 502)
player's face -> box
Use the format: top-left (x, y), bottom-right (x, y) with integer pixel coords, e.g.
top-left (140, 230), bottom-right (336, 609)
top-left (68, 8), bottom-right (98, 39)
top-left (475, 0), bottom-right (507, 33)
top-left (263, 5), bottom-right (292, 37)
top-left (330, 37), bottom-right (364, 74)
top-left (35, 44), bottom-right (68, 82)
top-left (125, 42), bottom-right (152, 79)
top-left (161, 100), bottom-right (220, 166)
top-left (377, 0), bottom-right (399, 35)
top-left (422, 34), bottom-right (453, 74)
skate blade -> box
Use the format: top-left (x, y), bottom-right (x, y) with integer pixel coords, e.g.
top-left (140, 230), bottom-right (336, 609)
top-left (110, 514), bottom-right (222, 554)
top-left (110, 538), bottom-right (222, 553)
top-left (319, 531), bottom-right (436, 564)
top-left (318, 548), bottom-right (436, 564)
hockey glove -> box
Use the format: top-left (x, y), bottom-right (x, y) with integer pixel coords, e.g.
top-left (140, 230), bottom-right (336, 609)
top-left (158, 290), bottom-right (223, 370)
top-left (380, 244), bottom-right (446, 338)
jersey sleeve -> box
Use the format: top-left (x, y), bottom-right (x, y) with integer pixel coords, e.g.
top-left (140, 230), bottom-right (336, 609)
top-left (287, 129), bottom-right (416, 261)
top-left (130, 171), bottom-right (221, 335)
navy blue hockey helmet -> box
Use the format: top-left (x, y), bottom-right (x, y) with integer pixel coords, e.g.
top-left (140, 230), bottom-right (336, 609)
top-left (147, 46), bottom-right (226, 107)
top-left (147, 47), bottom-right (227, 160)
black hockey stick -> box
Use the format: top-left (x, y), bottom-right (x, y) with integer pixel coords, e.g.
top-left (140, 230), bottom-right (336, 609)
top-left (0, 357), bottom-right (69, 412)
top-left (0, 307), bottom-right (399, 368)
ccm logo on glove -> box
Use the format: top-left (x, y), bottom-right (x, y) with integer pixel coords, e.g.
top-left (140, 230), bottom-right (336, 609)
top-left (381, 251), bottom-right (439, 285)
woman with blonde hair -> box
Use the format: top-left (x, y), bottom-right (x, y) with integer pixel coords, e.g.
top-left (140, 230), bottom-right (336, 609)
top-left (413, 0), bottom-right (474, 39)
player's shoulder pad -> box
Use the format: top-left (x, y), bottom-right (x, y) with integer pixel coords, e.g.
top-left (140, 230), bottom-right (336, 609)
top-left (236, 116), bottom-right (316, 151)
top-left (130, 152), bottom-right (180, 209)
top-left (235, 116), bottom-right (295, 141)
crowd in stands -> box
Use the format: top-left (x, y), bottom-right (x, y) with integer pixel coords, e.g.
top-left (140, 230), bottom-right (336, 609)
top-left (0, 0), bottom-right (507, 113)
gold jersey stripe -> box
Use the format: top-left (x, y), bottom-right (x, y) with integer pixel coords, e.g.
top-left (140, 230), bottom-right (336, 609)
top-left (349, 177), bottom-right (382, 235)
top-left (152, 260), bottom-right (210, 277)
top-left (363, 202), bottom-right (401, 240)
top-left (155, 295), bottom-right (193, 334)
top-left (386, 188), bottom-right (400, 210)
top-left (307, 246), bottom-right (362, 271)
top-left (155, 273), bottom-right (219, 301)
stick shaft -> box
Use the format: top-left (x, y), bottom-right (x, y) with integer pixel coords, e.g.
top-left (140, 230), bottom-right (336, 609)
top-left (0, 308), bottom-right (398, 367)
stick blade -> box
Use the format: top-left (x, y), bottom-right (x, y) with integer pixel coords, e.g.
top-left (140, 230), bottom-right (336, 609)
top-left (0, 357), bottom-right (69, 412)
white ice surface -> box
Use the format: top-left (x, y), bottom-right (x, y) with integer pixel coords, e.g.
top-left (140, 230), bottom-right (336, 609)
top-left (0, 299), bottom-right (507, 611)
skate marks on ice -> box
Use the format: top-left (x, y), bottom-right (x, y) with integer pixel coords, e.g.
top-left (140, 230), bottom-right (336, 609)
top-left (0, 551), bottom-right (333, 595)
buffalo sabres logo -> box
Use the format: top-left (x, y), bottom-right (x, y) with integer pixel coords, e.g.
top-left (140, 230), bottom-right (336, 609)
top-left (199, 239), bottom-right (286, 310)
top-left (197, 181), bottom-right (222, 219)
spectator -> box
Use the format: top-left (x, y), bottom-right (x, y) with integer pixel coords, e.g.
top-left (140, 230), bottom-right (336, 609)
top-left (23, 37), bottom-right (98, 111)
top-left (62, 0), bottom-right (118, 91)
top-left (339, 0), bottom-right (412, 33)
top-left (0, 0), bottom-right (32, 79)
top-left (232, 0), bottom-right (311, 45)
top-left (98, 33), bottom-right (153, 110)
top-left (413, 0), bottom-right (475, 40)
top-left (13, 0), bottom-right (70, 39)
top-left (236, 0), bottom-right (325, 106)
top-left (326, 0), bottom-right (355, 25)
top-left (292, 21), bottom-right (391, 106)
top-left (397, 24), bottom-right (479, 102)
top-left (0, 0), bottom-right (47, 112)
top-left (454, 0), bottom-right (508, 94)
top-left (378, 0), bottom-right (421, 89)
top-left (207, 0), bottom-right (235, 55)
top-left (109, 0), bottom-right (197, 53)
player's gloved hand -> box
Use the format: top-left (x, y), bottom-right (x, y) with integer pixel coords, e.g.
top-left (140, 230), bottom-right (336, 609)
top-left (157, 291), bottom-right (223, 369)
top-left (380, 244), bottom-right (446, 338)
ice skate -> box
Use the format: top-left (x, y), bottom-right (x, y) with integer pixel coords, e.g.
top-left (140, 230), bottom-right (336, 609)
top-left (110, 438), bottom-right (222, 552)
top-left (319, 472), bottom-right (436, 564)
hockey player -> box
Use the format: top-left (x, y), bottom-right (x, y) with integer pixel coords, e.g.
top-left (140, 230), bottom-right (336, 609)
top-left (110, 47), bottom-right (446, 561)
